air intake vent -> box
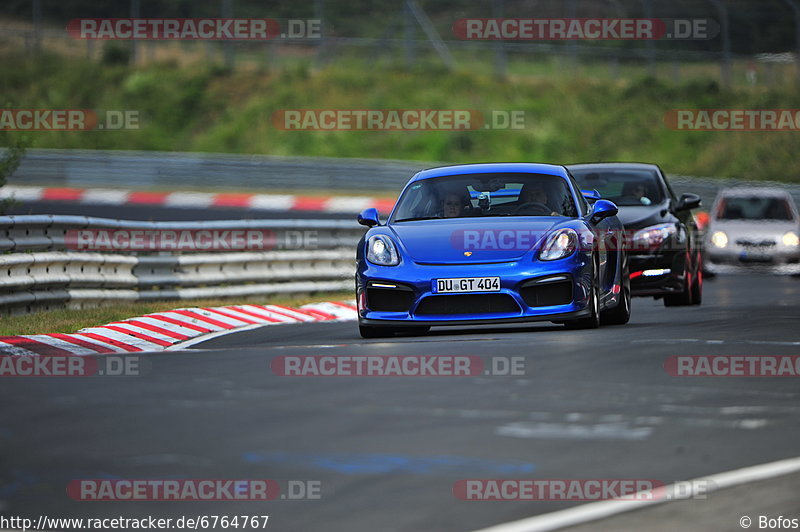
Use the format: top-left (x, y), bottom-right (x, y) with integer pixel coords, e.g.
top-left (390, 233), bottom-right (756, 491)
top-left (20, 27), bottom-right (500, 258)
top-left (415, 294), bottom-right (520, 316)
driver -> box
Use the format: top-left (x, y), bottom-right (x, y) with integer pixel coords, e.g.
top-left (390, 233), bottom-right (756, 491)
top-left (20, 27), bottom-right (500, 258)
top-left (518, 182), bottom-right (559, 216)
top-left (622, 182), bottom-right (652, 205)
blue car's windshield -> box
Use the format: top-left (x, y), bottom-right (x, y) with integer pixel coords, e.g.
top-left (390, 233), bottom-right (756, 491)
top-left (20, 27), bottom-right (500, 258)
top-left (392, 173), bottom-right (578, 222)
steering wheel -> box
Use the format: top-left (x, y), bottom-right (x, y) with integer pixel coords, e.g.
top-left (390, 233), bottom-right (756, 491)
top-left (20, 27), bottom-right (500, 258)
top-left (514, 202), bottom-right (552, 215)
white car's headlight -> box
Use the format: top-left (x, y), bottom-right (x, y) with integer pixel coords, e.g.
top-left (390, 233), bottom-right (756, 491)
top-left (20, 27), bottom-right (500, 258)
top-left (632, 223), bottom-right (677, 249)
top-left (711, 231), bottom-right (729, 248)
top-left (782, 231), bottom-right (799, 247)
top-left (366, 235), bottom-right (400, 266)
top-left (539, 228), bottom-right (578, 261)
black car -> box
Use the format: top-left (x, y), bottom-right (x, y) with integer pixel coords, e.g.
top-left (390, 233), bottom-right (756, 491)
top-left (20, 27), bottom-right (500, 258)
top-left (568, 163), bottom-right (703, 306)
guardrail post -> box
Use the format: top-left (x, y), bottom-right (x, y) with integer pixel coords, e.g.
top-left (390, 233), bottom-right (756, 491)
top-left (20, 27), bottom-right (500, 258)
top-left (492, 0), bottom-right (507, 78)
top-left (222, 0), bottom-right (234, 70)
top-left (32, 0), bottom-right (42, 54)
top-left (782, 0), bottom-right (800, 87)
top-left (130, 0), bottom-right (140, 64)
top-left (709, 0), bottom-right (731, 88)
top-left (641, 0), bottom-right (656, 77)
top-left (403, 1), bottom-right (415, 68)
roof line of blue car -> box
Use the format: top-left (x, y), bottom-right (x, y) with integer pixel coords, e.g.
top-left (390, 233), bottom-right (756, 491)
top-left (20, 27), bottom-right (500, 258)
top-left (411, 162), bottom-right (569, 182)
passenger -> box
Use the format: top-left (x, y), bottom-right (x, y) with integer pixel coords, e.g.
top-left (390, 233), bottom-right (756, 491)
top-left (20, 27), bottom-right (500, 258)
top-left (441, 192), bottom-right (465, 218)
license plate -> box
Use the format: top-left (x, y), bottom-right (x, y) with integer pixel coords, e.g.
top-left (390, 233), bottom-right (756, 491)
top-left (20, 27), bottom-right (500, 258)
top-left (740, 247), bottom-right (772, 263)
top-left (433, 277), bottom-right (500, 293)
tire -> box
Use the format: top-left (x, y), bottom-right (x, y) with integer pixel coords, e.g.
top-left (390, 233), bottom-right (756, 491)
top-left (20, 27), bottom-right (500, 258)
top-left (601, 259), bottom-right (631, 325)
top-left (690, 253), bottom-right (703, 306)
top-left (565, 258), bottom-right (601, 330)
top-left (664, 268), bottom-right (693, 307)
top-left (359, 324), bottom-right (395, 338)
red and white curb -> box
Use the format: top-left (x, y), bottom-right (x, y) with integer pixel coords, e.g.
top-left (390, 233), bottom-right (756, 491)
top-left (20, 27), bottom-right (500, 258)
top-left (0, 301), bottom-right (358, 356)
top-left (0, 185), bottom-right (395, 214)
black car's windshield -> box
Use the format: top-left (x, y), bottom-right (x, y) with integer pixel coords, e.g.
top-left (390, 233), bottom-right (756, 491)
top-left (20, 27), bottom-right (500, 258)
top-left (571, 169), bottom-right (665, 206)
top-left (392, 173), bottom-right (577, 222)
top-left (716, 196), bottom-right (796, 221)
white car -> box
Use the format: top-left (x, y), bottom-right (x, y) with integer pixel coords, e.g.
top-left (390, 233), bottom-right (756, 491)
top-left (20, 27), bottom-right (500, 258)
top-left (706, 187), bottom-right (800, 273)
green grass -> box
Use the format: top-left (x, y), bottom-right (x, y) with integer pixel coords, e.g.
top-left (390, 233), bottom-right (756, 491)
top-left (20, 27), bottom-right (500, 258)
top-left (1, 51), bottom-right (799, 182)
top-left (0, 291), bottom-right (353, 336)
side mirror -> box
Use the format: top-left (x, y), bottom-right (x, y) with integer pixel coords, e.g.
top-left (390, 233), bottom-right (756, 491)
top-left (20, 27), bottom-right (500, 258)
top-left (357, 207), bottom-right (380, 227)
top-left (589, 199), bottom-right (619, 223)
top-left (675, 193), bottom-right (702, 212)
top-left (581, 189), bottom-right (601, 203)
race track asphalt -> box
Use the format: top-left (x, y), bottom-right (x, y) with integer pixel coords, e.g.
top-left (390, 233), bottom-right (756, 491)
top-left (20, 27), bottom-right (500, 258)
top-left (1, 273), bottom-right (799, 531)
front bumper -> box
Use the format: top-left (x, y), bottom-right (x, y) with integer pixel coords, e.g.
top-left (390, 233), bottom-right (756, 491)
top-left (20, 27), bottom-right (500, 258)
top-left (356, 255), bottom-right (594, 326)
top-left (707, 245), bottom-right (800, 266)
top-left (628, 251), bottom-right (687, 296)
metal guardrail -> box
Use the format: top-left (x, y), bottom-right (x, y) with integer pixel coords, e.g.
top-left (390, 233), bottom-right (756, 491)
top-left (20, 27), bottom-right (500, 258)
top-left (6, 150), bottom-right (800, 207)
top-left (6, 149), bottom-right (434, 192)
top-left (0, 215), bottom-right (365, 252)
top-left (0, 215), bottom-right (361, 314)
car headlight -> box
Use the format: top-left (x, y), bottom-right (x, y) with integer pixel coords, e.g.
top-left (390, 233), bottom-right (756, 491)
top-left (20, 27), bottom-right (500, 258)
top-left (783, 231), bottom-right (799, 247)
top-left (711, 231), bottom-right (729, 248)
top-left (366, 235), bottom-right (400, 266)
top-left (632, 223), bottom-right (677, 249)
top-left (539, 228), bottom-right (578, 261)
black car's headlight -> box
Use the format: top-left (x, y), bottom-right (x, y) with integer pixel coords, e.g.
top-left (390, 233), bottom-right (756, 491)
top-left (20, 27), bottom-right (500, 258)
top-left (539, 228), bottom-right (578, 261)
top-left (632, 223), bottom-right (677, 249)
top-left (366, 235), bottom-right (400, 266)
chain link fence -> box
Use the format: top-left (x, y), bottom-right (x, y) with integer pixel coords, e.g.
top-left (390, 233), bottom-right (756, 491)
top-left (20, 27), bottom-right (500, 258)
top-left (2, 0), bottom-right (799, 88)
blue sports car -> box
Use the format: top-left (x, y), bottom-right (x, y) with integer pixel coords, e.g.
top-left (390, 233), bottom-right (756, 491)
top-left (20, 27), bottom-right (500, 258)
top-left (355, 163), bottom-right (630, 338)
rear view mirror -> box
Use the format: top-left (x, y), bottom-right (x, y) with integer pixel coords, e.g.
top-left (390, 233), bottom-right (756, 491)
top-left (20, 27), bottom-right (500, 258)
top-left (358, 207), bottom-right (380, 227)
top-left (471, 178), bottom-right (504, 192)
top-left (675, 193), bottom-right (701, 212)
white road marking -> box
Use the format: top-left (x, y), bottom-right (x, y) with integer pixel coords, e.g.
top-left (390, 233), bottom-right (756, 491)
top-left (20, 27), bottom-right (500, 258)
top-left (495, 421), bottom-right (654, 441)
top-left (633, 338), bottom-right (800, 346)
top-left (470, 455), bottom-right (800, 532)
top-left (164, 324), bottom-right (266, 350)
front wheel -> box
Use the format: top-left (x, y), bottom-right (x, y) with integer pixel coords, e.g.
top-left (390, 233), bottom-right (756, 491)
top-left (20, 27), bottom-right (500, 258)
top-left (664, 257), bottom-right (693, 307)
top-left (601, 265), bottom-right (631, 325)
top-left (565, 260), bottom-right (601, 330)
top-left (690, 254), bottom-right (703, 306)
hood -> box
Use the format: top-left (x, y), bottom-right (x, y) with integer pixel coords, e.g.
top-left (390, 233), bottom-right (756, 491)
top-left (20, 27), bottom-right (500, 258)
top-left (614, 203), bottom-right (672, 230)
top-left (389, 217), bottom-right (563, 263)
